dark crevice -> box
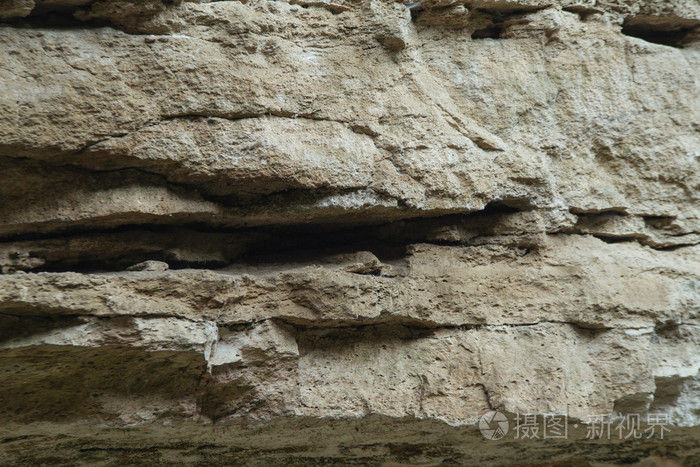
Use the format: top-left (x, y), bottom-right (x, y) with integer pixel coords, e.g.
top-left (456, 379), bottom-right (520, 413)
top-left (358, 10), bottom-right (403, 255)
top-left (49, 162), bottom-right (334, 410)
top-left (3, 227), bottom-right (402, 274)
top-left (0, 10), bottom-right (111, 30)
top-left (227, 236), bottom-right (409, 271)
top-left (645, 242), bottom-right (699, 252)
top-left (466, 4), bottom-right (547, 16)
top-left (654, 320), bottom-right (681, 336)
top-left (468, 5), bottom-right (548, 40)
top-left (0, 314), bottom-right (86, 343)
top-left (409, 1), bottom-right (546, 36)
top-left (481, 199), bottom-right (529, 214)
top-left (4, 199), bottom-right (690, 274)
top-left (2, 203), bottom-right (691, 274)
top-left (287, 319), bottom-right (449, 338)
top-left (1, 8), bottom-right (114, 31)
top-left (286, 317), bottom-right (616, 336)
top-left (622, 16), bottom-right (700, 48)
top-left (0, 0), bottom-right (182, 34)
top-left (408, 6), bottom-right (422, 22)
top-left (569, 207), bottom-right (629, 216)
top-left (588, 235), bottom-right (645, 245)
top-left (471, 24), bottom-right (503, 39)
top-left (0, 207), bottom-right (538, 274)
top-left (205, 185), bottom-right (366, 211)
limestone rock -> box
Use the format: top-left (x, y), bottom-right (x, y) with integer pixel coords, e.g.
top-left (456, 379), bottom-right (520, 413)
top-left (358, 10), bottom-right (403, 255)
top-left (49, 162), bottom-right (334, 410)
top-left (126, 260), bottom-right (170, 272)
top-left (0, 0), bottom-right (698, 463)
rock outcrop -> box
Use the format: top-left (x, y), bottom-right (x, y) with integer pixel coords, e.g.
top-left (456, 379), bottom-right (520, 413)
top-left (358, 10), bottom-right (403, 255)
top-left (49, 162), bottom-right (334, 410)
top-left (0, 0), bottom-right (698, 464)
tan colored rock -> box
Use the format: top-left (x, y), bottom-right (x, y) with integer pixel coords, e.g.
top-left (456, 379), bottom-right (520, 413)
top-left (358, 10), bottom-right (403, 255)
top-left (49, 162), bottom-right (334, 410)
top-left (0, 0), bottom-right (698, 460)
top-left (0, 0), bottom-right (34, 19)
top-left (81, 116), bottom-right (378, 195)
top-left (126, 260), bottom-right (170, 271)
top-left (1, 0), bottom-right (698, 231)
top-left (0, 159), bottom-right (222, 237)
top-left (1, 235), bottom-right (697, 329)
top-left (1, 313), bottom-right (697, 424)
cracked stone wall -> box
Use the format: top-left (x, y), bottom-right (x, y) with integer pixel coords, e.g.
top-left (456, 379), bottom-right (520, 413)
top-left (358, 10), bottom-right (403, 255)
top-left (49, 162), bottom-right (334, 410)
top-left (0, 0), bottom-right (698, 464)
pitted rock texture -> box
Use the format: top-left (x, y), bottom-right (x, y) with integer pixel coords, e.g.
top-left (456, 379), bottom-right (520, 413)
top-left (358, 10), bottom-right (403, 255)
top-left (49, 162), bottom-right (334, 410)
top-left (0, 0), bottom-right (698, 464)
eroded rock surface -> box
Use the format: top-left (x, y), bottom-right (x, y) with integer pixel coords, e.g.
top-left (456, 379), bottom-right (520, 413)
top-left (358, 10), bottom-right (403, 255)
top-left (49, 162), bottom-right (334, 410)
top-left (0, 0), bottom-right (698, 464)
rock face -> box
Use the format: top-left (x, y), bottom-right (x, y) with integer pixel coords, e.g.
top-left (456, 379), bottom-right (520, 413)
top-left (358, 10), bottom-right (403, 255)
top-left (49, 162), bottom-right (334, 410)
top-left (0, 0), bottom-right (698, 464)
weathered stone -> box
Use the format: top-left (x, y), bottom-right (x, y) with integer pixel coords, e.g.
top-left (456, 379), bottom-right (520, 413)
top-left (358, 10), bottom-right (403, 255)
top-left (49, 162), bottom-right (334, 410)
top-left (0, 0), bottom-right (698, 462)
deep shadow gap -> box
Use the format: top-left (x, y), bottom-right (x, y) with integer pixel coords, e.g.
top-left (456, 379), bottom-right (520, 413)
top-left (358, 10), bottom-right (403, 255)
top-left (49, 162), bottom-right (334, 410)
top-left (621, 16), bottom-right (700, 48)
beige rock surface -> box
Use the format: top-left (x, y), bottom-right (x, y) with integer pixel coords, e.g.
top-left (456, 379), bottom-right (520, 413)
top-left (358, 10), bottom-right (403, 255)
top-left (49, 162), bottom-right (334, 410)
top-left (0, 0), bottom-right (698, 463)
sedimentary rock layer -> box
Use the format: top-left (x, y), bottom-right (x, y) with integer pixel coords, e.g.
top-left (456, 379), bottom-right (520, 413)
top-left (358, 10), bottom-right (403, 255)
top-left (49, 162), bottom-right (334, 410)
top-left (0, 0), bottom-right (698, 463)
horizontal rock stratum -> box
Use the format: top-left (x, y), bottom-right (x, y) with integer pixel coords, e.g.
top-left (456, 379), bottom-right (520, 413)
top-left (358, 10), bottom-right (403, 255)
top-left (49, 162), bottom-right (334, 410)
top-left (0, 0), bottom-right (698, 464)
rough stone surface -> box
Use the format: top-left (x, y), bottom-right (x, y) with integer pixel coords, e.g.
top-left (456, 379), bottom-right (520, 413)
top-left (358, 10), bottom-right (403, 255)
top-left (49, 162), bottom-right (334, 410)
top-left (0, 0), bottom-right (698, 463)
